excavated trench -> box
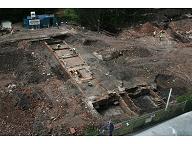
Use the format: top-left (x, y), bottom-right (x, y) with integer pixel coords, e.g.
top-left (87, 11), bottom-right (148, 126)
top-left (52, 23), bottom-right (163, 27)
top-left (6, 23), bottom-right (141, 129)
top-left (155, 74), bottom-right (189, 98)
top-left (92, 93), bottom-right (120, 115)
top-left (124, 85), bottom-right (162, 114)
top-left (91, 84), bottom-right (165, 116)
top-left (97, 46), bottom-right (152, 62)
top-left (51, 33), bottom-right (83, 45)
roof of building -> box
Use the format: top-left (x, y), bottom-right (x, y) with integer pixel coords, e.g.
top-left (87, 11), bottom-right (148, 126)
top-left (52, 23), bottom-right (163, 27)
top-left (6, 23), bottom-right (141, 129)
top-left (26, 14), bottom-right (55, 20)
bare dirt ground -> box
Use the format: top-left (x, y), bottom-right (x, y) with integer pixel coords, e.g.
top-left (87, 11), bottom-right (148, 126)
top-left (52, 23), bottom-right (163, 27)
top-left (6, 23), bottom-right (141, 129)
top-left (0, 40), bottom-right (96, 135)
top-left (1, 18), bottom-right (192, 135)
top-left (78, 20), bottom-right (192, 94)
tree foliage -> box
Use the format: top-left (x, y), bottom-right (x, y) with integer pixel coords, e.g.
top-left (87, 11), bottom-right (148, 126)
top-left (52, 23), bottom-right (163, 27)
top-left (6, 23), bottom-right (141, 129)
top-left (62, 9), bottom-right (153, 32)
top-left (1, 8), bottom-right (191, 33)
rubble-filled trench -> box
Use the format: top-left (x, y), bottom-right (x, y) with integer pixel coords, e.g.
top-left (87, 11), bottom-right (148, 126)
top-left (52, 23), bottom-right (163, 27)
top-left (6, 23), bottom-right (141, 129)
top-left (1, 17), bottom-right (192, 135)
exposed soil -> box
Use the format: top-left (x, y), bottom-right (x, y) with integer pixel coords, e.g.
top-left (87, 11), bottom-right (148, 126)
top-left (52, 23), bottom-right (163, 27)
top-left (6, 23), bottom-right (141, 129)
top-left (0, 40), bottom-right (96, 135)
top-left (1, 17), bottom-right (192, 135)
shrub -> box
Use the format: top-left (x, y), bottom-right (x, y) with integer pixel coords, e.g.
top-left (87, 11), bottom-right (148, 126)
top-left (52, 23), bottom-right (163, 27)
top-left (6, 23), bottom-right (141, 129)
top-left (84, 125), bottom-right (99, 136)
top-left (176, 91), bottom-right (192, 103)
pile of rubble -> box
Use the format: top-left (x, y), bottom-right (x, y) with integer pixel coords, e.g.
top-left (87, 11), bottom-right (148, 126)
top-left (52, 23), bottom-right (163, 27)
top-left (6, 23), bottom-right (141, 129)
top-left (118, 22), bottom-right (160, 40)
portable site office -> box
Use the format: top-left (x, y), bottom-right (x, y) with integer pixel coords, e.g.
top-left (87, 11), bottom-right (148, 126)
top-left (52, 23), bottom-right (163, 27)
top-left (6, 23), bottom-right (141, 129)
top-left (23, 13), bottom-right (58, 29)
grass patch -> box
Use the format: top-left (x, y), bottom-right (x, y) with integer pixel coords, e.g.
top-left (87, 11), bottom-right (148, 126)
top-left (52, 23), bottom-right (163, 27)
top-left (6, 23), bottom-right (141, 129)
top-left (83, 125), bottom-right (99, 136)
top-left (176, 91), bottom-right (192, 103)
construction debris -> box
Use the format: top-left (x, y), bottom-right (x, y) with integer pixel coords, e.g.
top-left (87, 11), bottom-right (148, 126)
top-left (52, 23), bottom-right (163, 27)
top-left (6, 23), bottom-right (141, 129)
top-left (69, 127), bottom-right (76, 134)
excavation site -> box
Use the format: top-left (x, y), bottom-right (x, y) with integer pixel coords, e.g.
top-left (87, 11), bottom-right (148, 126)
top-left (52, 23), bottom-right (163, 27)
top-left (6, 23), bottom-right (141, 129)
top-left (1, 9), bottom-right (192, 136)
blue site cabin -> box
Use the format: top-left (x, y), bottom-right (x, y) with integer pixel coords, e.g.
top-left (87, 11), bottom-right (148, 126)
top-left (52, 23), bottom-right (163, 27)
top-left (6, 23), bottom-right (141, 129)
top-left (23, 14), bottom-right (58, 29)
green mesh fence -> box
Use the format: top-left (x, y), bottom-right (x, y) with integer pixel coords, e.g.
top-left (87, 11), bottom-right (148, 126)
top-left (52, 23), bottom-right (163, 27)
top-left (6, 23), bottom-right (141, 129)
top-left (109, 101), bottom-right (189, 136)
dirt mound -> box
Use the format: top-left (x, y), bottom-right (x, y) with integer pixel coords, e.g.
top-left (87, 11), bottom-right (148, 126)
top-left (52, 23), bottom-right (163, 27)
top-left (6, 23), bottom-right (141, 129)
top-left (118, 22), bottom-right (159, 39)
top-left (169, 19), bottom-right (192, 32)
top-left (135, 22), bottom-right (159, 35)
top-left (118, 28), bottom-right (143, 40)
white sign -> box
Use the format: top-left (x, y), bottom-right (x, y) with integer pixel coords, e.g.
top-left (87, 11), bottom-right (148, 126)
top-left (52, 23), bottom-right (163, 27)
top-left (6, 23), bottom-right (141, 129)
top-left (31, 11), bottom-right (36, 19)
top-left (29, 19), bottom-right (40, 26)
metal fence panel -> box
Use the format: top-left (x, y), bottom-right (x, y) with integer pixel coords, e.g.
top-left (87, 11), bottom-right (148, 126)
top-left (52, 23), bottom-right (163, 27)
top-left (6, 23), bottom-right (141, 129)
top-left (112, 101), bottom-right (188, 135)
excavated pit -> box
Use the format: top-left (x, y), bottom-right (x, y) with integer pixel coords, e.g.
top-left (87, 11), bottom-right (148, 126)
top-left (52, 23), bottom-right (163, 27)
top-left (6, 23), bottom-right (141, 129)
top-left (125, 85), bottom-right (162, 114)
top-left (155, 74), bottom-right (189, 98)
top-left (92, 92), bottom-right (122, 116)
top-left (97, 46), bottom-right (152, 62)
top-left (82, 38), bottom-right (109, 48)
top-left (91, 84), bottom-right (166, 116)
top-left (51, 33), bottom-right (83, 45)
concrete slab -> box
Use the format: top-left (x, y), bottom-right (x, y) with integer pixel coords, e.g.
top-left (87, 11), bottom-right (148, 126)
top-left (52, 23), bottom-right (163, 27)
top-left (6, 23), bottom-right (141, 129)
top-left (78, 68), bottom-right (92, 80)
top-left (55, 49), bottom-right (73, 59)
